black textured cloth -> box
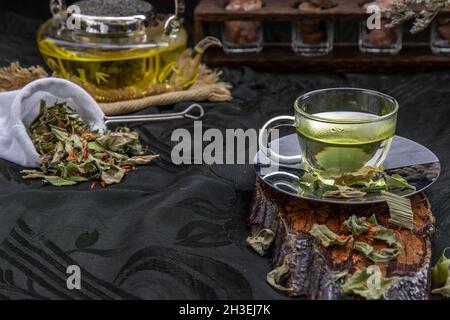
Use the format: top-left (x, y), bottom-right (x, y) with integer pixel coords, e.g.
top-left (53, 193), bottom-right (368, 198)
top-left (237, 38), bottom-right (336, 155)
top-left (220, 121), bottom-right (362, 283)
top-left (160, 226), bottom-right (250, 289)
top-left (0, 10), bottom-right (449, 300)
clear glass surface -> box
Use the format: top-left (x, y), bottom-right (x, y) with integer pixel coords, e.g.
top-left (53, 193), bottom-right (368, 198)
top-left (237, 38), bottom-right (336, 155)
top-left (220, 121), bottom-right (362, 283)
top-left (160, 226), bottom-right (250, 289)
top-left (294, 88), bottom-right (399, 178)
top-left (359, 20), bottom-right (402, 54)
top-left (222, 21), bottom-right (263, 54)
top-left (292, 20), bottom-right (334, 56)
top-left (431, 19), bottom-right (450, 55)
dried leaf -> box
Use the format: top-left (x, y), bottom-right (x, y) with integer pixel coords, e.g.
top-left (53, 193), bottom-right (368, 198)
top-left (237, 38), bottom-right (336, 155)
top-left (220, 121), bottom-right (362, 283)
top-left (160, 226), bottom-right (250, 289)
top-left (431, 246), bottom-right (450, 298)
top-left (66, 176), bottom-right (89, 183)
top-left (315, 150), bottom-right (376, 178)
top-left (373, 229), bottom-right (399, 246)
top-left (87, 141), bottom-right (104, 152)
top-left (341, 265), bottom-right (399, 300)
top-left (344, 214), bottom-right (398, 246)
top-left (44, 176), bottom-right (80, 186)
top-left (122, 155), bottom-right (160, 166)
top-left (432, 247), bottom-right (450, 291)
top-left (298, 166), bottom-right (415, 200)
top-left (432, 278), bottom-right (450, 297)
top-left (298, 172), bottom-right (336, 194)
top-left (309, 224), bottom-right (352, 248)
top-left (326, 270), bottom-right (349, 286)
top-left (51, 141), bottom-right (65, 164)
top-left (22, 101), bottom-right (157, 187)
top-left (334, 166), bottom-right (383, 188)
top-left (101, 167), bottom-right (126, 185)
top-left (323, 186), bottom-right (366, 199)
top-left (385, 173), bottom-right (416, 191)
top-left (266, 259), bottom-right (294, 293)
top-left (362, 178), bottom-right (389, 193)
top-left (246, 229), bottom-right (275, 256)
top-left (96, 130), bottom-right (141, 153)
top-left (354, 241), bottom-right (400, 263)
top-left (21, 170), bottom-right (46, 179)
top-left (343, 215), bottom-right (370, 235)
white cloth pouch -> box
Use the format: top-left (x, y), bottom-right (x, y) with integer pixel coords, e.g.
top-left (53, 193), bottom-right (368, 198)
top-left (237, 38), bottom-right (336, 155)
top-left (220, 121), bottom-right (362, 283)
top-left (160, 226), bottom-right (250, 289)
top-left (0, 78), bottom-right (106, 168)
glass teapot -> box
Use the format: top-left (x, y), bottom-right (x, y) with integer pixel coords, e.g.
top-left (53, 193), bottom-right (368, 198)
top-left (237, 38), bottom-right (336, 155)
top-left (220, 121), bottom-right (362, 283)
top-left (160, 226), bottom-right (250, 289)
top-left (37, 0), bottom-right (189, 92)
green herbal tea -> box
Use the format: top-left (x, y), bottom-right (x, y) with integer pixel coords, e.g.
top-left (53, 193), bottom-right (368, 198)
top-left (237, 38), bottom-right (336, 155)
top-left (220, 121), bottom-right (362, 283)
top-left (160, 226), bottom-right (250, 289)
top-left (296, 111), bottom-right (396, 178)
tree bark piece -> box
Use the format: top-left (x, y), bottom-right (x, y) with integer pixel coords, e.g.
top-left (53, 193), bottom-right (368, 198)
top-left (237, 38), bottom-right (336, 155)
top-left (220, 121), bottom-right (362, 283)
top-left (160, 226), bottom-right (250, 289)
top-left (248, 178), bottom-right (435, 300)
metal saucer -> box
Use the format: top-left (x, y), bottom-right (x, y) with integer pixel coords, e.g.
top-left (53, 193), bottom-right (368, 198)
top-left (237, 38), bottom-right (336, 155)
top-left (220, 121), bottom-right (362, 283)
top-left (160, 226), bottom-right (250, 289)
top-left (255, 134), bottom-right (440, 204)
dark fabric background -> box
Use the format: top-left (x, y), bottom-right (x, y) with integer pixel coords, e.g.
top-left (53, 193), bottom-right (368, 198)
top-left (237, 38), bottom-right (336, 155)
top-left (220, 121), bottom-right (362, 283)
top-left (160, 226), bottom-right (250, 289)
top-left (0, 1), bottom-right (448, 299)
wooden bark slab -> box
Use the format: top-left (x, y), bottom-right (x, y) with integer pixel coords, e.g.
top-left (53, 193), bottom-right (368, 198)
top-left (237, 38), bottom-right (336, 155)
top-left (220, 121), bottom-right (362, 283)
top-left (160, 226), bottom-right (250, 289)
top-left (248, 178), bottom-right (435, 300)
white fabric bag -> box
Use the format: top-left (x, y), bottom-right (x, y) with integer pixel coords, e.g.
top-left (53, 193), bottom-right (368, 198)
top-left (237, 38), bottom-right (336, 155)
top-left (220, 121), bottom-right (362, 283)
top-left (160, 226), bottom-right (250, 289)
top-left (0, 78), bottom-right (106, 168)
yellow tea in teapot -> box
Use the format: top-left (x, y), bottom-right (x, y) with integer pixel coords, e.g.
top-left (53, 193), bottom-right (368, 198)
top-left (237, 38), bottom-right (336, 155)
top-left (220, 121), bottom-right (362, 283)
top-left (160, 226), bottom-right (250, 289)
top-left (37, 27), bottom-right (187, 90)
top-left (37, 0), bottom-right (188, 94)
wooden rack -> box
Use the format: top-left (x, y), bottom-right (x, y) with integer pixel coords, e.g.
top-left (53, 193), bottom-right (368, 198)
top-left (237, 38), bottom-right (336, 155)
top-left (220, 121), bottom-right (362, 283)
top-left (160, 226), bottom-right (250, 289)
top-left (194, 0), bottom-right (450, 72)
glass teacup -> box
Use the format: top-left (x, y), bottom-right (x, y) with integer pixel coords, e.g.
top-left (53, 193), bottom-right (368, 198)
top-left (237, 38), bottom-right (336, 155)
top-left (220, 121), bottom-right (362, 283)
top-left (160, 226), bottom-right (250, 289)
top-left (259, 88), bottom-right (399, 180)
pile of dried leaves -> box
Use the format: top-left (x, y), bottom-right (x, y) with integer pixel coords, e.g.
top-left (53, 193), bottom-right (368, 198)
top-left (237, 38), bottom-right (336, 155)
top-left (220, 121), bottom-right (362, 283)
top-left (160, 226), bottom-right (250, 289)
top-left (248, 213), bottom-right (404, 299)
top-left (310, 221), bottom-right (450, 299)
top-left (298, 166), bottom-right (415, 199)
top-left (310, 214), bottom-right (403, 264)
top-left (21, 101), bottom-right (158, 187)
top-left (340, 265), bottom-right (398, 300)
top-left (298, 166), bottom-right (416, 229)
top-left (309, 214), bottom-right (403, 299)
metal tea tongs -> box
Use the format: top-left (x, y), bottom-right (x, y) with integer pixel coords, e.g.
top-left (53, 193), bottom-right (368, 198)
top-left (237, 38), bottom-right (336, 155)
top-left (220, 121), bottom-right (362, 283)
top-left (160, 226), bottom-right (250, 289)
top-left (103, 103), bottom-right (205, 126)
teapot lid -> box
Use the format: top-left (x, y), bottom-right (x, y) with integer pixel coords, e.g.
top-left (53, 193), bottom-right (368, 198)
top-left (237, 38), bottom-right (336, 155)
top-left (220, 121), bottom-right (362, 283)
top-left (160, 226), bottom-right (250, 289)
top-left (65, 0), bottom-right (156, 35)
top-left (73, 0), bottom-right (153, 17)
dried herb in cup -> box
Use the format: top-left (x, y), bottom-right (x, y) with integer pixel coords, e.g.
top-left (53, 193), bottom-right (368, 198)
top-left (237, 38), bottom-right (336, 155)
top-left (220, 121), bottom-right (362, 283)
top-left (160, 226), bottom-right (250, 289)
top-left (21, 101), bottom-right (158, 187)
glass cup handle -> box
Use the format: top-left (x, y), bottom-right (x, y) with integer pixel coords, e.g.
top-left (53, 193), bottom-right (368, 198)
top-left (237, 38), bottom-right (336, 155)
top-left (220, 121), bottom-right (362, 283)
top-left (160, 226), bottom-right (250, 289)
top-left (258, 115), bottom-right (302, 164)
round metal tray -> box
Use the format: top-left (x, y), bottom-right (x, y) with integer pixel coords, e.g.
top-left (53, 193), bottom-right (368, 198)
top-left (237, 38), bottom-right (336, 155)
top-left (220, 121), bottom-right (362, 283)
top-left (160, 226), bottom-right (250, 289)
top-left (255, 134), bottom-right (440, 204)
